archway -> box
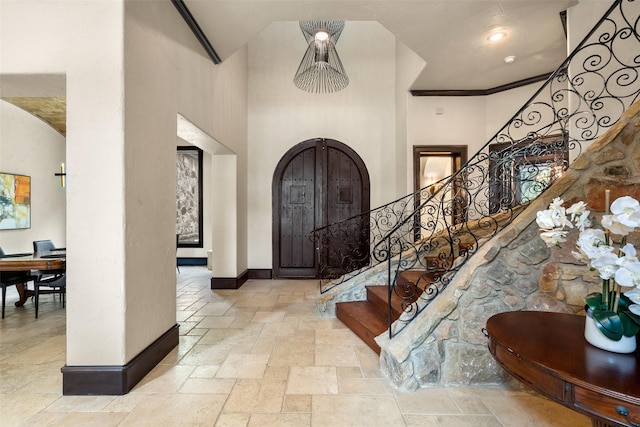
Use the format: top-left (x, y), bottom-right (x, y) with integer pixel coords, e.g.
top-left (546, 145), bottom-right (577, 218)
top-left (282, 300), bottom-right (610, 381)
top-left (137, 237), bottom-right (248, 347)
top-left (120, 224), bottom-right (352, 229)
top-left (272, 138), bottom-right (370, 278)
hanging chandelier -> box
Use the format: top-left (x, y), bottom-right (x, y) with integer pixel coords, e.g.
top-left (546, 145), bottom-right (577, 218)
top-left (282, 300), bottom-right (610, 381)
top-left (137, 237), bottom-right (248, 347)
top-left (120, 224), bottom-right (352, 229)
top-left (293, 20), bottom-right (349, 93)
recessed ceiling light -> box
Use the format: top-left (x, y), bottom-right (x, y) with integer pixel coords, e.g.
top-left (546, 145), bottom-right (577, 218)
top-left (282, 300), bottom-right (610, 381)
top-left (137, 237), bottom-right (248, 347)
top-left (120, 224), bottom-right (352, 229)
top-left (504, 55), bottom-right (516, 64)
top-left (488, 31), bottom-right (506, 42)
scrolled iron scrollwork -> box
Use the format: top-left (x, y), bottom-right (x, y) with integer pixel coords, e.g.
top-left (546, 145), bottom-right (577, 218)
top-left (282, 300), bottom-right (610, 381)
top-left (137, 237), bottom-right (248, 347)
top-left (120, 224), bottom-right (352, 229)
top-left (310, 0), bottom-right (640, 338)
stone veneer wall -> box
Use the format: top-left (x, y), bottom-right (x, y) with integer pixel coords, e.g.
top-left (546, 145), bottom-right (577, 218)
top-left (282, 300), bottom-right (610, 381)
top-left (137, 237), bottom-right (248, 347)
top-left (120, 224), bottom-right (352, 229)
top-left (374, 100), bottom-right (640, 391)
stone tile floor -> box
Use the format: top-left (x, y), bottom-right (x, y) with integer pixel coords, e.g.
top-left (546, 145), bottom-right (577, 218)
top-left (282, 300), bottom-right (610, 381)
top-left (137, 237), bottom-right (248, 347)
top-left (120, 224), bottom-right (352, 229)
top-left (0, 267), bottom-right (589, 426)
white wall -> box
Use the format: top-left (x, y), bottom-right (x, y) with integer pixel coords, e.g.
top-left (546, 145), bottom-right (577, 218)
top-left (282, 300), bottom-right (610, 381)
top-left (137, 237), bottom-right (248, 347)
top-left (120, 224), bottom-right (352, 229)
top-left (485, 83), bottom-right (546, 140)
top-left (247, 21), bottom-right (397, 269)
top-left (396, 41), bottom-right (427, 197)
top-left (1, 0), bottom-right (248, 367)
top-left (1, 0), bottom-right (127, 364)
top-left (123, 1), bottom-right (248, 358)
top-left (0, 101), bottom-right (66, 253)
top-left (405, 83), bottom-right (542, 190)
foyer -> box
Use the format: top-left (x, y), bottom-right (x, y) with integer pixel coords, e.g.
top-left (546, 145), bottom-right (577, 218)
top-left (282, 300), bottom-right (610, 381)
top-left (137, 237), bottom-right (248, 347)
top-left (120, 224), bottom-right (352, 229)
top-left (0, 267), bottom-right (588, 426)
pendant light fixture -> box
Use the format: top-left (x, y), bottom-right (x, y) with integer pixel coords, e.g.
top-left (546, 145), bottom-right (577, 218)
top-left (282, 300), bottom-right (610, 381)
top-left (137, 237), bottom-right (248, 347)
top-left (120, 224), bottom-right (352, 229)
top-left (293, 20), bottom-right (349, 93)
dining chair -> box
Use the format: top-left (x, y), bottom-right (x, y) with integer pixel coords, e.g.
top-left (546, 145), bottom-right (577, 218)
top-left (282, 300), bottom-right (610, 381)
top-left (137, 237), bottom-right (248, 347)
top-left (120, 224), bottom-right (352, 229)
top-left (34, 273), bottom-right (66, 319)
top-left (33, 239), bottom-right (56, 253)
top-left (0, 246), bottom-right (36, 319)
top-left (32, 240), bottom-right (65, 316)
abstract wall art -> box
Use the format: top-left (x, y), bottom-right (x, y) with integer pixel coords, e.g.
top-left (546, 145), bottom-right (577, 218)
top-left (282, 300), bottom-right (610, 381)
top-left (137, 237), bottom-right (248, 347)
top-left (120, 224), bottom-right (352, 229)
top-left (0, 172), bottom-right (31, 230)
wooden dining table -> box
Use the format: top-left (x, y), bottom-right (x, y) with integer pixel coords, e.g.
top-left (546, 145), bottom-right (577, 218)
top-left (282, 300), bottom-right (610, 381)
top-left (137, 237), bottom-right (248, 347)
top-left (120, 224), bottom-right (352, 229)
top-left (0, 250), bottom-right (66, 307)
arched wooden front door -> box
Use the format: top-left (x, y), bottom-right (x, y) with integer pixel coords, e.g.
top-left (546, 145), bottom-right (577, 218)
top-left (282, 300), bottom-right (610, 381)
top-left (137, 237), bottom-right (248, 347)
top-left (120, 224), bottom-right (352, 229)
top-left (272, 138), bottom-right (370, 278)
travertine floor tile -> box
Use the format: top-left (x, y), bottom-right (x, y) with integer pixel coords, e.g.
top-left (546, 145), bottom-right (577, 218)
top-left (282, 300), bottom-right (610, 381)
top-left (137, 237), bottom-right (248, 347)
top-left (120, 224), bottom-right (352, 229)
top-left (251, 311), bottom-right (286, 323)
top-left (197, 315), bottom-right (236, 328)
top-left (312, 395), bottom-right (405, 427)
top-left (0, 393), bottom-right (60, 426)
top-left (248, 413), bottom-right (311, 427)
top-left (482, 394), bottom-right (590, 426)
top-left (179, 377), bottom-right (236, 394)
top-left (178, 343), bottom-right (233, 365)
top-left (282, 394), bottom-right (312, 412)
top-left (190, 364), bottom-right (221, 378)
top-left (44, 395), bottom-right (115, 412)
top-left (314, 344), bottom-right (359, 366)
top-left (216, 353), bottom-right (269, 378)
top-left (268, 341), bottom-right (314, 366)
top-left (0, 268), bottom-right (593, 427)
top-left (23, 411), bottom-right (128, 426)
top-left (337, 366), bottom-right (363, 379)
top-left (119, 394), bottom-right (226, 426)
top-left (286, 366), bottom-right (338, 395)
top-left (338, 377), bottom-right (393, 395)
top-left (215, 413), bottom-right (250, 427)
top-left (130, 364), bottom-right (195, 394)
top-left (404, 414), bottom-right (503, 426)
top-left (395, 387), bottom-right (461, 415)
top-left (223, 379), bottom-right (287, 413)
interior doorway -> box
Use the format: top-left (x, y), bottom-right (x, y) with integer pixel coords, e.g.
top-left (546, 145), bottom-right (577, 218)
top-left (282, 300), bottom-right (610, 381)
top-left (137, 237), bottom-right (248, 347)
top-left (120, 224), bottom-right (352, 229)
top-left (272, 138), bottom-right (370, 279)
top-left (413, 145), bottom-right (467, 240)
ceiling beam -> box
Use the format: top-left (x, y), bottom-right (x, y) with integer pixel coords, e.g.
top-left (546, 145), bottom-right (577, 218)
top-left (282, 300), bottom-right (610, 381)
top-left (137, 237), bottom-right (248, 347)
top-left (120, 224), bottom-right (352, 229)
top-left (171, 0), bottom-right (221, 64)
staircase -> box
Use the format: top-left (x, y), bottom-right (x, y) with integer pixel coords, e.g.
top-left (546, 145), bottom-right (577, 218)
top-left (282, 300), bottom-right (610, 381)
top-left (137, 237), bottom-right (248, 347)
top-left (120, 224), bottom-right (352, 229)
top-left (336, 270), bottom-right (431, 354)
top-left (315, 0), bottom-right (640, 352)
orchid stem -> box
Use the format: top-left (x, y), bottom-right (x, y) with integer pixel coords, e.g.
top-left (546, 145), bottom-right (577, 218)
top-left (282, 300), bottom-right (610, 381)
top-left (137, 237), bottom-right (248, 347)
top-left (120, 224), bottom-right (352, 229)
top-left (613, 282), bottom-right (621, 313)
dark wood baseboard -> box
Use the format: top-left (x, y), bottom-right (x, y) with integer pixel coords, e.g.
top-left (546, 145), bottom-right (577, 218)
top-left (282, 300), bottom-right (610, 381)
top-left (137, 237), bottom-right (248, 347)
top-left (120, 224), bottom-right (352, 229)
top-left (248, 269), bottom-right (272, 279)
top-left (211, 269), bottom-right (249, 289)
top-left (61, 324), bottom-right (179, 395)
top-left (410, 73), bottom-right (552, 97)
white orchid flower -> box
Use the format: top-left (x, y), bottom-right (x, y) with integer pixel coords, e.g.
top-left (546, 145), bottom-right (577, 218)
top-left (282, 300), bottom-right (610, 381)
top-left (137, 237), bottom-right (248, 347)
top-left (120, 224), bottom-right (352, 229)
top-left (540, 229), bottom-right (568, 247)
top-left (630, 304), bottom-right (640, 316)
top-left (619, 243), bottom-right (638, 260)
top-left (591, 252), bottom-right (620, 280)
top-left (602, 214), bottom-right (636, 235)
top-left (574, 210), bottom-right (591, 231)
top-left (625, 288), bottom-right (640, 304)
top-left (576, 228), bottom-right (613, 260)
top-left (615, 259), bottom-right (640, 288)
top-left (611, 196), bottom-right (640, 226)
top-left (566, 201), bottom-right (588, 220)
top-left (536, 210), bottom-right (557, 230)
top-left (603, 196), bottom-right (640, 235)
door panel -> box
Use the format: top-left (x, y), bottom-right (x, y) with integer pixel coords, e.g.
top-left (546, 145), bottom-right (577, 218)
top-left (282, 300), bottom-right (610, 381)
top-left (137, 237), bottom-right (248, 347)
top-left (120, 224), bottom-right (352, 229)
top-left (323, 146), bottom-right (368, 276)
top-left (279, 147), bottom-right (316, 272)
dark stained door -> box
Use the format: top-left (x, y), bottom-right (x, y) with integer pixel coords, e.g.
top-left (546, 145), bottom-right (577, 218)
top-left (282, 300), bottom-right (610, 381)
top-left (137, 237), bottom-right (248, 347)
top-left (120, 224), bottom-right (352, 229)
top-left (273, 138), bottom-right (370, 279)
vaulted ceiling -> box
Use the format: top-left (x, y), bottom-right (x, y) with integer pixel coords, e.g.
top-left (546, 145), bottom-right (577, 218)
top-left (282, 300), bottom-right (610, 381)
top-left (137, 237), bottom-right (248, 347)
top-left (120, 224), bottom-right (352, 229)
top-left (1, 0), bottom-right (579, 136)
top-left (182, 0), bottom-right (576, 90)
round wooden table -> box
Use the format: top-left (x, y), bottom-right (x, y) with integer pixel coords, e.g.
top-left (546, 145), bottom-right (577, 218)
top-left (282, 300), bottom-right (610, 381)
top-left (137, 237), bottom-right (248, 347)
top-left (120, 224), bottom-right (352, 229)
top-left (487, 311), bottom-right (640, 427)
top-left (0, 252), bottom-right (65, 306)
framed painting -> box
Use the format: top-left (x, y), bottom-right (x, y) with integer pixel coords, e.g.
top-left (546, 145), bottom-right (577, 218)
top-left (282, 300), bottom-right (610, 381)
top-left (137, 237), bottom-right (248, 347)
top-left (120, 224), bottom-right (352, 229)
top-left (0, 172), bottom-right (31, 230)
top-left (176, 146), bottom-right (203, 247)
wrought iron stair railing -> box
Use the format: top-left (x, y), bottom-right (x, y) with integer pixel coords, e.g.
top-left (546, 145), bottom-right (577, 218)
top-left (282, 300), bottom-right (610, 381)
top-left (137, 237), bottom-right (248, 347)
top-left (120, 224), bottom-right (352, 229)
top-left (311, 0), bottom-right (640, 338)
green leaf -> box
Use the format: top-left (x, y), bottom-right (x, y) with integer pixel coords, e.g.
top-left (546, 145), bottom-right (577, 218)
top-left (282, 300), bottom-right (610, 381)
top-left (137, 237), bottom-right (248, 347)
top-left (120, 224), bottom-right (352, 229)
top-left (618, 294), bottom-right (633, 310)
top-left (620, 312), bottom-right (640, 337)
top-left (585, 293), bottom-right (606, 311)
top-left (592, 310), bottom-right (624, 340)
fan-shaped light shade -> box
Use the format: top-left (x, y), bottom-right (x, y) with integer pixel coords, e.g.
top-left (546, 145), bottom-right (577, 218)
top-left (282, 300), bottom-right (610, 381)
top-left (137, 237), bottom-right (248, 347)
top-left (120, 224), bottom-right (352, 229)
top-left (293, 20), bottom-right (349, 93)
